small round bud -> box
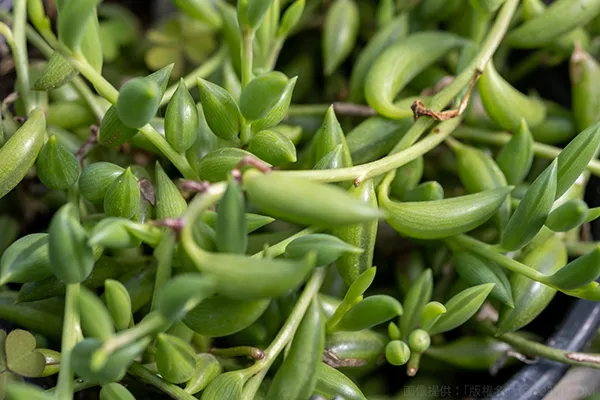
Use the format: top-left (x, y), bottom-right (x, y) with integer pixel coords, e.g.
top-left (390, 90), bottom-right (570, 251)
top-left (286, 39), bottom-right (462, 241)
top-left (385, 340), bottom-right (410, 366)
top-left (408, 329), bottom-right (431, 353)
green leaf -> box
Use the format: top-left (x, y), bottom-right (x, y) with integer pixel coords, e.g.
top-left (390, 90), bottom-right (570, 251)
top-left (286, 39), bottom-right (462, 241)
top-left (453, 251), bottom-right (514, 307)
top-left (385, 340), bottom-right (410, 366)
top-left (104, 168), bottom-right (141, 220)
top-left (334, 295), bottom-right (403, 332)
top-left (0, 234), bottom-right (52, 286)
top-left (156, 333), bottom-right (196, 384)
top-left (57, 0), bottom-right (102, 52)
top-left (77, 287), bottom-right (116, 339)
top-left (428, 283), bottom-right (495, 335)
top-left (100, 382), bottom-right (136, 400)
top-left (496, 119), bottom-right (534, 185)
top-left (247, 129), bottom-right (297, 166)
top-left (400, 269), bottom-right (432, 341)
top-left (154, 274), bottom-right (217, 322)
top-left (419, 301), bottom-right (447, 331)
top-left (545, 199), bottom-right (589, 232)
top-left (104, 279), bottom-right (133, 331)
top-left (501, 159), bottom-right (557, 251)
top-left (36, 136), bottom-right (81, 190)
top-left (32, 52), bottom-right (78, 91)
top-left (116, 78), bottom-right (161, 129)
top-left (285, 234), bottom-right (363, 267)
top-left (240, 72), bottom-right (289, 121)
top-left (197, 78), bottom-right (242, 140)
top-left (547, 246), bottom-right (600, 290)
top-left (6, 383), bottom-right (54, 400)
top-left (215, 180), bottom-right (247, 254)
top-left (322, 0), bottom-right (360, 76)
top-left (344, 267), bottom-right (377, 303)
top-left (5, 330), bottom-right (45, 378)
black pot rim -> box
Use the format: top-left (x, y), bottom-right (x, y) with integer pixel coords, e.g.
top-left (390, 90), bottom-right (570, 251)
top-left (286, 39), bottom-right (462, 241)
top-left (491, 299), bottom-right (600, 400)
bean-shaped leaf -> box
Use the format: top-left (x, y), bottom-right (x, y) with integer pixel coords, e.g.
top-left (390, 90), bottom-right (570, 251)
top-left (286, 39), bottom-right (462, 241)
top-left (428, 283), bottom-right (495, 335)
top-left (365, 32), bottom-right (464, 119)
top-left (251, 77), bottom-right (297, 132)
top-left (248, 129), bottom-right (297, 166)
top-left (57, 0), bottom-right (102, 51)
top-left (165, 80), bottom-right (199, 153)
top-left (322, 0), bottom-right (359, 76)
top-left (453, 251), bottom-right (514, 307)
top-left (331, 180), bottom-right (378, 286)
top-left (385, 340), bottom-right (411, 366)
top-left (215, 180), bottom-right (247, 254)
top-left (77, 287), bottom-right (115, 339)
top-left (104, 168), bottom-right (141, 220)
top-left (478, 60), bottom-right (546, 130)
top-left (344, 267), bottom-right (376, 304)
top-left (243, 170), bottom-right (382, 226)
top-left (32, 52), bottom-right (78, 91)
top-left (104, 279), bottom-right (132, 331)
top-left (182, 242), bottom-right (317, 299)
top-left (183, 296), bottom-right (270, 337)
top-left (0, 109), bottom-right (46, 200)
top-left (496, 119), bottom-right (534, 185)
top-left (116, 78), bottom-right (161, 129)
top-left (240, 72), bottom-right (289, 121)
top-left (278, 0), bottom-right (305, 38)
top-left (156, 333), bottom-right (196, 384)
top-left (197, 148), bottom-right (265, 183)
top-left (348, 14), bottom-right (408, 103)
top-left (419, 301), bottom-right (446, 331)
top-left (197, 78), bottom-right (241, 140)
top-left (400, 269), bottom-right (432, 341)
top-left (402, 181), bottom-right (444, 202)
top-left (313, 363), bottom-right (366, 400)
top-left (0, 234), bottom-right (51, 285)
top-left (425, 337), bottom-right (510, 370)
top-left (334, 295), bottom-right (403, 332)
top-left (449, 138), bottom-right (509, 230)
top-left (285, 234), bottom-right (362, 266)
top-left (267, 298), bottom-right (324, 400)
top-left (201, 370), bottom-right (245, 400)
top-left (155, 162), bottom-right (187, 219)
top-left (505, 0), bottom-right (600, 48)
top-left (49, 203), bottom-right (94, 283)
top-left (97, 106), bottom-right (138, 147)
top-left (545, 199), bottom-right (589, 232)
top-left (379, 179), bottom-right (512, 239)
top-left (555, 120), bottom-right (600, 199)
top-left (36, 136), bottom-right (80, 190)
top-left (501, 159), bottom-right (557, 251)
top-left (547, 246), bottom-right (600, 290)
top-left (99, 382), bottom-right (136, 400)
top-left (184, 353), bottom-right (222, 395)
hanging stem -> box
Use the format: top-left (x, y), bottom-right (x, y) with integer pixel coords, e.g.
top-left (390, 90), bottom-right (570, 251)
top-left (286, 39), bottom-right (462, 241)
top-left (128, 362), bottom-right (198, 400)
top-left (55, 283), bottom-right (80, 400)
top-left (476, 321), bottom-right (600, 370)
top-left (11, 0), bottom-right (34, 114)
top-left (240, 267), bottom-right (326, 399)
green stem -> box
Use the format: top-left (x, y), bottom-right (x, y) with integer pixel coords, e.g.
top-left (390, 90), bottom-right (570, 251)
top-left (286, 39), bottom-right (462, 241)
top-left (71, 77), bottom-right (106, 121)
top-left (128, 362), bottom-right (198, 400)
top-left (241, 28), bottom-right (255, 87)
top-left (389, 0), bottom-right (518, 154)
top-left (240, 267), bottom-right (326, 399)
top-left (447, 235), bottom-right (547, 281)
top-left (275, 116), bottom-right (461, 182)
top-left (453, 126), bottom-right (600, 177)
top-left (286, 102), bottom-right (376, 118)
top-left (251, 226), bottom-right (321, 259)
top-left (476, 321), bottom-right (600, 369)
top-left (160, 47), bottom-right (227, 107)
top-left (46, 379), bottom-right (97, 395)
top-left (265, 37), bottom-right (284, 71)
top-left (12, 0), bottom-right (34, 114)
top-left (210, 346), bottom-right (265, 360)
top-left (150, 232), bottom-right (176, 311)
top-left (96, 312), bottom-right (167, 364)
top-left (55, 283), bottom-right (80, 400)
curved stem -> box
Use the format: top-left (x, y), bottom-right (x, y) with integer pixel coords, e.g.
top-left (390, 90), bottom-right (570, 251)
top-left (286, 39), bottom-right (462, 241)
top-left (476, 321), bottom-right (600, 370)
top-left (241, 28), bottom-right (254, 87)
top-left (12, 0), bottom-right (34, 114)
top-left (55, 283), bottom-right (80, 400)
top-left (240, 267), bottom-right (326, 399)
top-left (275, 117), bottom-right (461, 182)
top-left (128, 362), bottom-right (197, 400)
top-left (389, 0), bottom-right (519, 155)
